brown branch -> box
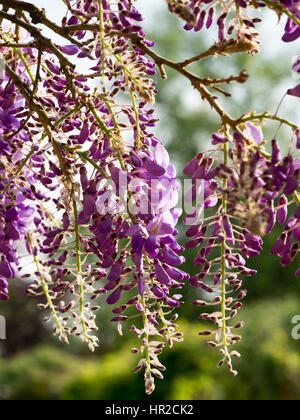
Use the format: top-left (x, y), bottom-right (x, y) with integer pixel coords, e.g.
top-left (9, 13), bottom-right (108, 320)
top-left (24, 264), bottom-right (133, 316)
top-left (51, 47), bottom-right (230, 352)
top-left (0, 10), bottom-right (74, 69)
top-left (0, 9), bottom-right (80, 103)
top-left (0, 0), bottom-right (85, 47)
top-left (0, 41), bottom-right (36, 48)
top-left (5, 63), bottom-right (71, 180)
top-left (0, 2), bottom-right (252, 135)
top-left (107, 31), bottom-right (238, 129)
top-left (206, 71), bottom-right (249, 86)
top-left (178, 38), bottom-right (258, 67)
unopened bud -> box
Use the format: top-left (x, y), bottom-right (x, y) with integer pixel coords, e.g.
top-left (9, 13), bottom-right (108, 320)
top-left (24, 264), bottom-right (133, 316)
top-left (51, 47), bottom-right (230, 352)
top-left (217, 360), bottom-right (224, 368)
top-left (237, 290), bottom-right (247, 300)
top-left (232, 302), bottom-right (243, 310)
top-left (199, 330), bottom-right (212, 336)
top-left (234, 322), bottom-right (245, 329)
top-left (230, 310), bottom-right (238, 318)
top-left (193, 300), bottom-right (208, 307)
top-left (231, 351), bottom-right (241, 358)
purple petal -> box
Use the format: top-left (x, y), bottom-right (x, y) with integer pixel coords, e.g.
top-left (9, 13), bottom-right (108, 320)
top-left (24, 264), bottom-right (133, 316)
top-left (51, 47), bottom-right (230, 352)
top-left (60, 45), bottom-right (80, 55)
top-left (107, 287), bottom-right (122, 305)
top-left (155, 261), bottom-right (172, 286)
top-left (287, 84), bottom-right (300, 98)
top-left (131, 233), bottom-right (144, 254)
top-left (145, 235), bottom-right (159, 257)
top-left (162, 245), bottom-right (184, 266)
top-left (245, 123), bottom-right (263, 145)
top-left (78, 124), bottom-right (89, 144)
top-left (0, 260), bottom-right (13, 278)
top-left (143, 158), bottom-right (166, 177)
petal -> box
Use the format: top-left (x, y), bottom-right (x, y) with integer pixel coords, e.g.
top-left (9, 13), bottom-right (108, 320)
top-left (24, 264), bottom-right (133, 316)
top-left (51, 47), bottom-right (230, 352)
top-left (78, 124), bottom-right (89, 144)
top-left (245, 123), bottom-right (263, 145)
top-left (143, 158), bottom-right (166, 177)
top-left (154, 143), bottom-right (169, 168)
top-left (106, 287), bottom-right (122, 305)
top-left (5, 222), bottom-right (20, 240)
top-left (155, 261), bottom-right (172, 286)
top-left (287, 84), bottom-right (300, 98)
top-left (0, 260), bottom-right (13, 278)
top-left (60, 45), bottom-right (80, 55)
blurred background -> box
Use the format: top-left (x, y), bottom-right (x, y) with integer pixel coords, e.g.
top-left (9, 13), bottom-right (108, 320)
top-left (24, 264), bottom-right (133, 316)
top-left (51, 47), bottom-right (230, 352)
top-left (0, 0), bottom-right (300, 400)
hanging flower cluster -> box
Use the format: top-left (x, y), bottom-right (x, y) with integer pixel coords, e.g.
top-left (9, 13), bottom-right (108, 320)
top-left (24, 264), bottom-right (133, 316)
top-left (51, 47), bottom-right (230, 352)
top-left (166, 0), bottom-right (300, 49)
top-left (184, 122), bottom-right (299, 373)
top-left (166, 0), bottom-right (264, 53)
top-left (0, 0), bottom-right (299, 393)
top-left (0, 51), bottom-right (36, 301)
top-left (0, 0), bottom-right (188, 393)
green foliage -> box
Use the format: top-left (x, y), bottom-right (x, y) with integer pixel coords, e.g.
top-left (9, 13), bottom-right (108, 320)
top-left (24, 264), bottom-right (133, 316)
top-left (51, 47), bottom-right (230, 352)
top-left (1, 297), bottom-right (299, 400)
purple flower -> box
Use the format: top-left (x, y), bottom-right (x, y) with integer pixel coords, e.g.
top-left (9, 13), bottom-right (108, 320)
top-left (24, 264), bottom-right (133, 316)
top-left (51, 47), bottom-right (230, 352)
top-left (280, 1), bottom-right (300, 42)
top-left (212, 133), bottom-right (228, 145)
top-left (287, 84), bottom-right (300, 98)
top-left (60, 45), bottom-right (80, 55)
top-left (244, 123), bottom-right (263, 145)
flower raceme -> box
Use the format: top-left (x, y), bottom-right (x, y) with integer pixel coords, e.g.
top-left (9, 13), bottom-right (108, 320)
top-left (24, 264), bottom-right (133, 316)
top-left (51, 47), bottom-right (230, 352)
top-left (0, 0), bottom-right (187, 393)
top-left (184, 124), bottom-right (299, 373)
top-left (0, 0), bottom-right (299, 394)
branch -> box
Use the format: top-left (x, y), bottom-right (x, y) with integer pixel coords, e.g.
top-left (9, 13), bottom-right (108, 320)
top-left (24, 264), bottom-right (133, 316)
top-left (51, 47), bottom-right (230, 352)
top-left (0, 0), bottom-right (85, 47)
top-left (0, 10), bottom-right (74, 69)
top-left (0, 41), bottom-right (36, 48)
top-left (107, 31), bottom-right (238, 129)
top-left (262, 0), bottom-right (300, 29)
top-left (237, 111), bottom-right (299, 131)
top-left (178, 39), bottom-right (259, 67)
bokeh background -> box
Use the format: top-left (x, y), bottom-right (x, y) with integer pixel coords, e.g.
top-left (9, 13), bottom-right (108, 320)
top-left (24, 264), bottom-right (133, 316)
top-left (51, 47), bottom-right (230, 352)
top-left (0, 0), bottom-right (300, 400)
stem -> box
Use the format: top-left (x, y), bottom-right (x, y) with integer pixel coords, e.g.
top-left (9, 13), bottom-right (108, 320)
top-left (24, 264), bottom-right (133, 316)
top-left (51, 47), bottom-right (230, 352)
top-left (1, 33), bottom-right (35, 84)
top-left (238, 111), bottom-right (298, 131)
top-left (221, 142), bottom-right (228, 351)
top-left (105, 101), bottom-right (121, 137)
top-left (2, 147), bottom-right (35, 195)
top-left (40, 104), bottom-right (84, 143)
top-left (98, 0), bottom-right (106, 86)
top-left (89, 105), bottom-right (112, 138)
top-left (130, 90), bottom-right (141, 150)
top-left (72, 193), bottom-right (87, 337)
top-left (141, 294), bottom-right (151, 372)
top-left (117, 151), bottom-right (136, 225)
top-left (27, 234), bottom-right (68, 342)
top-left (263, 0), bottom-right (300, 29)
top-left (76, 151), bottom-right (107, 178)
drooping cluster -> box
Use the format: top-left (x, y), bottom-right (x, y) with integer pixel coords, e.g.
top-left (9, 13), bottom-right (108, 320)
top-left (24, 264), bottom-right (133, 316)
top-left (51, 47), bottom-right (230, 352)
top-left (0, 0), bottom-right (188, 393)
top-left (184, 122), bottom-right (299, 373)
top-left (0, 55), bottom-right (36, 301)
top-left (166, 0), bottom-right (263, 53)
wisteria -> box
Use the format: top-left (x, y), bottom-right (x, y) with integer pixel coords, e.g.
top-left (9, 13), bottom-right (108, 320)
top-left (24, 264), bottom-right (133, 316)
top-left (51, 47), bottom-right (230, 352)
top-left (0, 0), bottom-right (299, 394)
